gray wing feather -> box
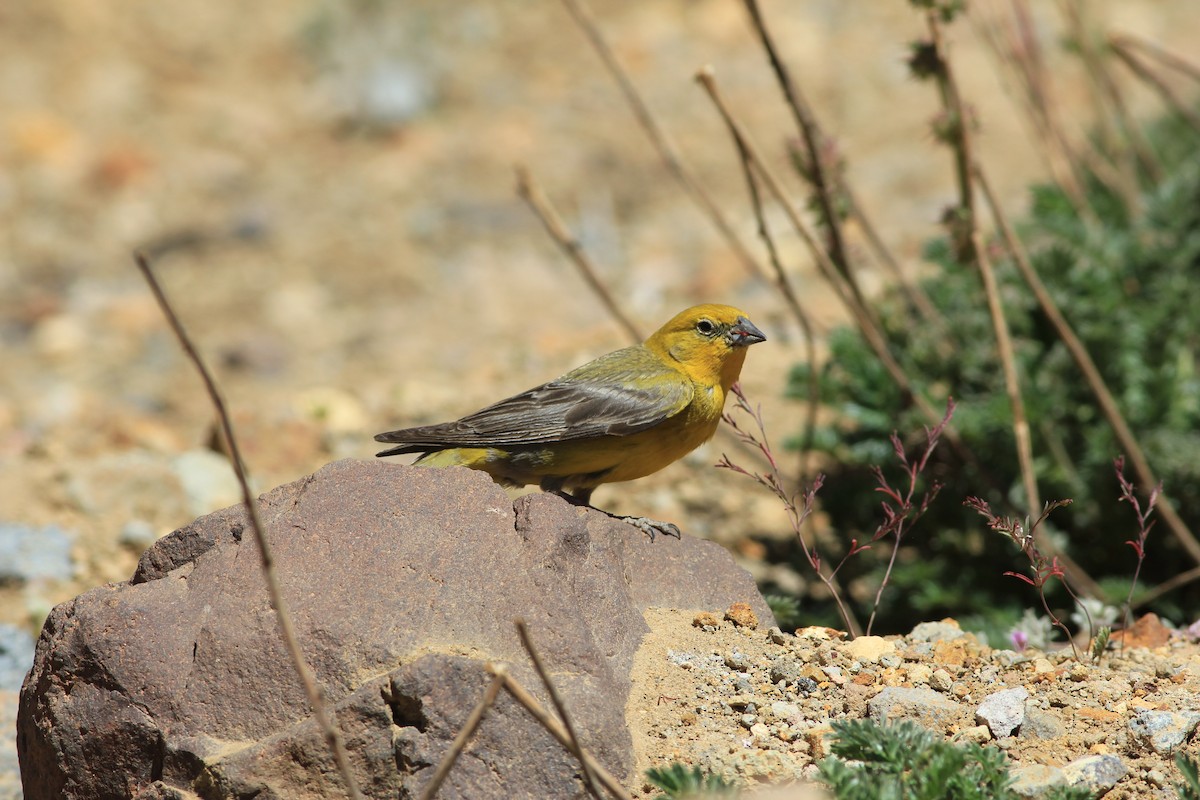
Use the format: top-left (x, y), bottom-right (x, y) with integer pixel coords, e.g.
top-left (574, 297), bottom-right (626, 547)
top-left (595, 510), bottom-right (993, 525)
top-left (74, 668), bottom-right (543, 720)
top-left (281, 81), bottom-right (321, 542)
top-left (375, 346), bottom-right (692, 450)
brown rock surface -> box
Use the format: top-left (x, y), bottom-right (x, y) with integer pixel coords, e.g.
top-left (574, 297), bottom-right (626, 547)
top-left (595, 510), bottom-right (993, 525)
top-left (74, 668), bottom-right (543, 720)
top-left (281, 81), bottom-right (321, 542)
top-left (17, 459), bottom-right (772, 799)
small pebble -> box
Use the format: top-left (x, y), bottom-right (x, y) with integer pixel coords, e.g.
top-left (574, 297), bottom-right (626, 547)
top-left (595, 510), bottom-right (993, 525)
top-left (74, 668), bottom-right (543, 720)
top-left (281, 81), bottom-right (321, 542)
top-left (725, 651), bottom-right (751, 672)
top-left (0, 625), bottom-right (36, 691)
top-left (844, 635), bottom-right (895, 664)
top-left (724, 602), bottom-right (758, 629)
top-left (769, 656), bottom-right (803, 685)
top-left (906, 663), bottom-right (933, 684)
top-left (119, 519), bottom-right (159, 550)
top-left (954, 724), bottom-right (992, 744)
top-left (0, 523), bottom-right (74, 583)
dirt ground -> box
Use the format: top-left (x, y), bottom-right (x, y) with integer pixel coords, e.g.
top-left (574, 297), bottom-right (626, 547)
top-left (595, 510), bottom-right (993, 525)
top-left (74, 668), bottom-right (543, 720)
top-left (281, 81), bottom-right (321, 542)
top-left (630, 608), bottom-right (1200, 798)
top-left (2, 2), bottom-right (1198, 797)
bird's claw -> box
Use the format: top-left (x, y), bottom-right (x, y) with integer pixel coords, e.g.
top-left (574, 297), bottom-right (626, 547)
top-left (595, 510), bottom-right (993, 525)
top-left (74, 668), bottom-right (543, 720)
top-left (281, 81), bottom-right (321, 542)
top-left (616, 515), bottom-right (681, 542)
top-left (552, 491), bottom-right (681, 541)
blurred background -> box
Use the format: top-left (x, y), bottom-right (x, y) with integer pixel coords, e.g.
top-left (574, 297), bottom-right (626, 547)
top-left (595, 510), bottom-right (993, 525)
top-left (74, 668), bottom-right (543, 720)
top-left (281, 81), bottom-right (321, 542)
top-left (1, 2), bottom-right (1198, 791)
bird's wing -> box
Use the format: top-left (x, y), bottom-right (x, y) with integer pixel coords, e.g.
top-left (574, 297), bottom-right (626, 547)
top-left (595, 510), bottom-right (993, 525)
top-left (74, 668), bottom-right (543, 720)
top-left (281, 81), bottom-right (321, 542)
top-left (375, 346), bottom-right (693, 449)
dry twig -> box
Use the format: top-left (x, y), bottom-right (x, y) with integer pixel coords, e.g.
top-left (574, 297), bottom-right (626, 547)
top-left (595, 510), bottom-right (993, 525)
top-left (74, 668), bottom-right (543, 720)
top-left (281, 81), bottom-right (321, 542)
top-left (515, 619), bottom-right (603, 800)
top-left (696, 64), bottom-right (1026, 509)
top-left (924, 12), bottom-right (1041, 520)
top-left (970, 0), bottom-right (1091, 218)
top-left (515, 165), bottom-right (643, 344)
top-left (695, 66), bottom-right (948, 432)
top-left (729, 132), bottom-right (821, 480)
top-left (1110, 32), bottom-right (1200, 83)
top-left (844, 180), bottom-right (949, 331)
top-left (740, 0), bottom-right (859, 304)
top-left (134, 253), bottom-right (363, 800)
top-left (920, 13), bottom-right (1112, 597)
top-left (558, 0), bottom-right (769, 286)
top-left (486, 665), bottom-right (633, 800)
top-left (973, 164), bottom-right (1200, 568)
top-left (1109, 36), bottom-right (1200, 135)
top-left (417, 666), bottom-right (508, 800)
top-left (1061, 0), bottom-right (1157, 202)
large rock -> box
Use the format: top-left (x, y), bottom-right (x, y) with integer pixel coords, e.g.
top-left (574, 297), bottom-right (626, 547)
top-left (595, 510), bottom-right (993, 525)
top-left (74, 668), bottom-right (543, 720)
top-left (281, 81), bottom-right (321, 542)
top-left (18, 459), bottom-right (771, 799)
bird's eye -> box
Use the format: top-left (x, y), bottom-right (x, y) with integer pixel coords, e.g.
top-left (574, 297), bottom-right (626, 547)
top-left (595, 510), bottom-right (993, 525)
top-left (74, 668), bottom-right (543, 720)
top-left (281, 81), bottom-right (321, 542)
top-left (696, 319), bottom-right (716, 336)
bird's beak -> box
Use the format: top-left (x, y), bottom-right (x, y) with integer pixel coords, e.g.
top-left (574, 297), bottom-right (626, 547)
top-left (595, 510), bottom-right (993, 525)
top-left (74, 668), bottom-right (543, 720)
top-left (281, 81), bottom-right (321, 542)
top-left (728, 316), bottom-right (766, 347)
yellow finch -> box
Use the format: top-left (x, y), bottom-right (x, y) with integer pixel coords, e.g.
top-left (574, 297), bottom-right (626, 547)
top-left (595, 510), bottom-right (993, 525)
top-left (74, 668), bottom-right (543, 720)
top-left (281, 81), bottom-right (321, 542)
top-left (375, 304), bottom-right (766, 538)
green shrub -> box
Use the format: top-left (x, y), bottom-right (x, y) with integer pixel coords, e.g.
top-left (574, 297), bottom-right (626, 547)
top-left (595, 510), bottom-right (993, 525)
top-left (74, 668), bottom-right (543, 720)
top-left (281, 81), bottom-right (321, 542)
top-left (645, 762), bottom-right (738, 799)
top-left (817, 719), bottom-right (1092, 800)
top-left (1177, 753), bottom-right (1200, 800)
top-left (776, 113), bottom-right (1200, 635)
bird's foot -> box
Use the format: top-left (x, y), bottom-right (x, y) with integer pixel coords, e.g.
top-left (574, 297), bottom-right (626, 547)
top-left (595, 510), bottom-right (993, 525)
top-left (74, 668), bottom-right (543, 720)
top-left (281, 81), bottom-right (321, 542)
top-left (613, 515), bottom-right (681, 542)
top-left (550, 491), bottom-right (681, 541)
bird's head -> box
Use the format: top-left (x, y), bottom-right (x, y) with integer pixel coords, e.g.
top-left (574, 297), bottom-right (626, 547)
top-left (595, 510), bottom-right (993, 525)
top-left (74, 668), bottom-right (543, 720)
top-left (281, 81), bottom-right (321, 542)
top-left (645, 304), bottom-right (766, 390)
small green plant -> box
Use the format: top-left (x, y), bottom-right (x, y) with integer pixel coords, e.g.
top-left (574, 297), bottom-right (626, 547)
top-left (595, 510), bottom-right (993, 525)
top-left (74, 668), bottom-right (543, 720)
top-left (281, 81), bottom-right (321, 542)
top-left (817, 719), bottom-right (1009, 800)
top-left (1091, 625), bottom-right (1111, 661)
top-left (860, 400), bottom-right (953, 634)
top-left (645, 762), bottom-right (739, 800)
top-left (817, 719), bottom-right (1092, 800)
top-left (1115, 455), bottom-right (1162, 641)
top-left (965, 496), bottom-right (1087, 659)
top-left (1176, 752), bottom-right (1200, 800)
top-left (763, 593), bottom-right (802, 631)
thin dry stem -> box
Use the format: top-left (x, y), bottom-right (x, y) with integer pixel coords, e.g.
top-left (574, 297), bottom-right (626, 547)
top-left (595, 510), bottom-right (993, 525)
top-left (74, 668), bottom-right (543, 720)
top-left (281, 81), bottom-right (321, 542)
top-left (417, 666), bottom-right (507, 800)
top-left (745, 0), bottom-right (947, 333)
top-left (1112, 32), bottom-right (1200, 83)
top-left (697, 64), bottom-right (1012, 504)
top-left (1060, 0), bottom-right (1152, 205)
top-left (695, 67), bottom-right (937, 427)
top-left (972, 227), bottom-right (1041, 516)
top-left (134, 253), bottom-right (363, 800)
top-left (1114, 456), bottom-right (1161, 651)
top-left (558, 0), bottom-right (769, 285)
top-left (1091, 42), bottom-right (1164, 182)
top-left (973, 163), bottom-right (1200, 567)
top-left (926, 12), bottom-right (977, 259)
top-left (515, 165), bottom-right (643, 344)
top-left (1130, 565), bottom-right (1200, 608)
top-left (864, 399), bottom-right (955, 636)
top-left (1109, 37), bottom-right (1200, 136)
top-left (741, 0), bottom-right (860, 304)
top-left (925, 13), bottom-right (1114, 598)
top-left (730, 132), bottom-right (821, 481)
top-left (926, 13), bottom-right (1042, 519)
top-left (487, 666), bottom-right (633, 800)
top-left (719, 383), bottom-right (863, 637)
top-left (971, 0), bottom-right (1092, 219)
top-left (845, 182), bottom-right (949, 331)
top-left (514, 619), bottom-right (603, 800)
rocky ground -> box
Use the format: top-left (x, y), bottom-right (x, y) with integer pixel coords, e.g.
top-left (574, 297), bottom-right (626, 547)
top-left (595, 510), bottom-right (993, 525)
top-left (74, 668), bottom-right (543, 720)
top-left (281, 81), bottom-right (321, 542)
top-left (628, 608), bottom-right (1200, 798)
top-left (2, 2), bottom-right (1198, 798)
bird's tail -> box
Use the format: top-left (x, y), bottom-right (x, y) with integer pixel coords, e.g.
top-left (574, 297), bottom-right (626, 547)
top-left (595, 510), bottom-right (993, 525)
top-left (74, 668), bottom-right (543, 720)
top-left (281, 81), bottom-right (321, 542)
top-left (377, 446), bottom-right (492, 471)
top-left (374, 442), bottom-right (427, 458)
